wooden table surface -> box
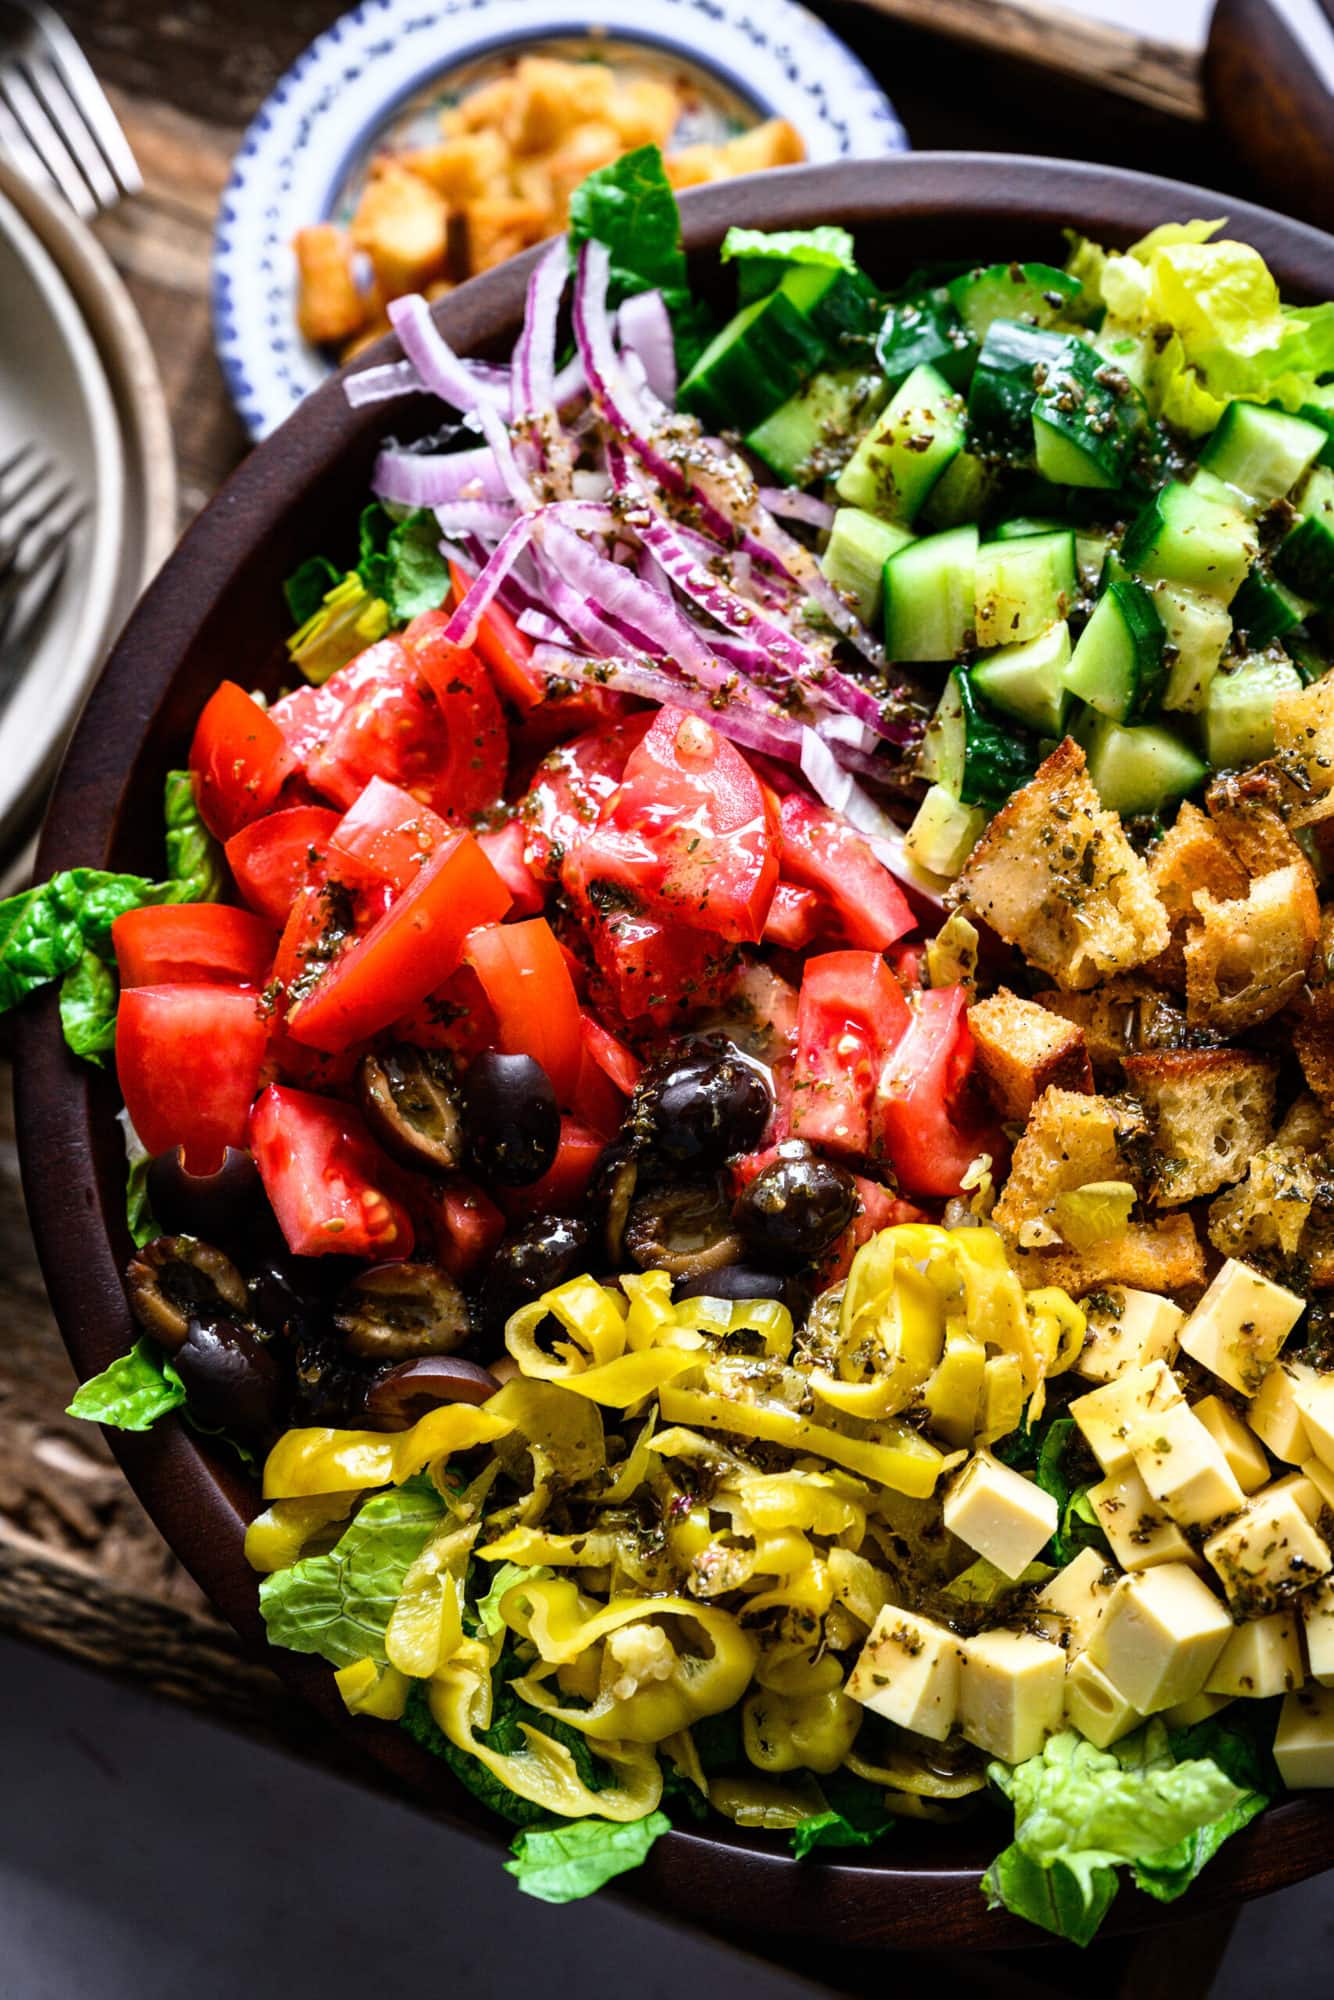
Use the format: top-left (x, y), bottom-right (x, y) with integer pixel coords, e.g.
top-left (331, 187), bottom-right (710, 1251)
top-left (0, 4), bottom-right (1289, 1984)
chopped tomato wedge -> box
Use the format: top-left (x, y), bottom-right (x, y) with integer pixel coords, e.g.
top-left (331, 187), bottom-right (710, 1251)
top-left (189, 683), bottom-right (297, 840)
top-left (477, 820), bottom-right (545, 916)
top-left (112, 903), bottom-right (276, 989)
top-left (521, 715), bottom-right (651, 879)
top-left (579, 706), bottom-right (779, 943)
top-left (791, 950), bottom-right (911, 1160)
top-left (819, 1177), bottom-right (929, 1286)
top-left (270, 649), bottom-right (388, 766)
top-left (117, 984), bottom-right (268, 1170)
top-left (875, 985), bottom-right (1001, 1198)
top-left (571, 1014), bottom-right (640, 1139)
top-left (579, 1014), bottom-right (641, 1097)
top-left (226, 806), bottom-right (340, 924)
top-left (463, 917), bottom-right (583, 1104)
top-left (286, 830), bottom-right (510, 1052)
top-left (570, 872), bottom-right (738, 1023)
top-left (763, 881), bottom-right (822, 950)
top-left (427, 1174), bottom-right (505, 1278)
top-left (393, 961), bottom-right (498, 1065)
top-left (886, 939), bottom-right (927, 992)
top-left (329, 776), bottom-right (450, 892)
top-left (497, 1118), bottom-right (605, 1219)
top-left (249, 1083), bottom-right (414, 1259)
top-left (778, 794), bottom-right (914, 952)
top-left (402, 607), bottom-right (508, 813)
top-left (448, 560), bottom-right (545, 711)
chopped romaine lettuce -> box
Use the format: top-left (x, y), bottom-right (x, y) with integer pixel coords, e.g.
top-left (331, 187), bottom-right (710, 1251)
top-left (118, 1109), bottom-right (157, 1248)
top-left (58, 948), bottom-right (118, 1065)
top-left (162, 767), bottom-right (225, 904)
top-left (567, 144), bottom-right (710, 369)
top-left (790, 1768), bottom-right (896, 1857)
top-left (505, 1811), bottom-right (671, 1904)
top-left (476, 1561), bottom-right (553, 1637)
top-left (258, 1481), bottom-right (446, 1668)
top-left (66, 1336), bottom-right (187, 1430)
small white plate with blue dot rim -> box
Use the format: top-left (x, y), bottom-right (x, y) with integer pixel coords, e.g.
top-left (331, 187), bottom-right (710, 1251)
top-left (211, 0), bottom-right (908, 440)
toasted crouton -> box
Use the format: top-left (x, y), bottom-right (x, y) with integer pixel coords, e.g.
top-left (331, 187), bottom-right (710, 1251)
top-left (1036, 980), bottom-right (1204, 1079)
top-left (293, 225), bottom-right (367, 347)
top-left (350, 161), bottom-right (449, 299)
top-left (1122, 1048), bottom-right (1277, 1205)
top-left (992, 1088), bottom-right (1145, 1244)
top-left (1275, 670), bottom-right (1334, 804)
top-left (1205, 765), bottom-right (1309, 879)
top-left (1009, 1214), bottom-right (1206, 1298)
top-left (1210, 1138), bottom-right (1319, 1264)
top-left (1183, 863), bottom-right (1320, 1033)
top-left (1146, 802), bottom-right (1249, 986)
top-left (1295, 992), bottom-right (1334, 1115)
top-left (968, 989), bottom-right (1093, 1122)
top-left (953, 741), bottom-right (1169, 991)
top-left (402, 130), bottom-right (508, 204)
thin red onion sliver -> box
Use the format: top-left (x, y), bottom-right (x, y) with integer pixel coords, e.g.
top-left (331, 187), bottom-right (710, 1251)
top-left (537, 518), bottom-right (723, 681)
top-left (344, 358), bottom-right (423, 408)
top-left (618, 290), bottom-right (676, 405)
top-left (758, 486), bottom-right (835, 531)
top-left (387, 294), bottom-right (509, 412)
top-left (374, 443), bottom-right (508, 508)
top-left (433, 499), bottom-right (516, 539)
top-left (442, 515), bottom-right (537, 645)
top-left (512, 240), bottom-right (566, 422)
top-left (475, 400), bottom-right (538, 510)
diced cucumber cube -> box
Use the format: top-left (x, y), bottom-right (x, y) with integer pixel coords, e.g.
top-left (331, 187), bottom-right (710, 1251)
top-left (821, 507), bottom-right (914, 625)
top-left (1121, 481), bottom-right (1257, 603)
top-left (836, 361), bottom-right (966, 522)
top-left (1204, 655), bottom-right (1305, 770)
top-left (919, 450), bottom-right (993, 528)
top-left (1082, 715), bottom-right (1207, 817)
top-left (972, 620), bottom-right (1072, 735)
top-left (746, 369), bottom-right (885, 486)
top-left (1065, 579), bottom-right (1165, 723)
top-left (947, 262), bottom-right (1083, 340)
top-left (974, 529), bottom-right (1077, 648)
top-left (1156, 583), bottom-right (1234, 713)
top-left (905, 784), bottom-right (989, 877)
top-left (1274, 466), bottom-right (1334, 605)
top-left (884, 525), bottom-right (978, 662)
top-left (1199, 400), bottom-right (1327, 509)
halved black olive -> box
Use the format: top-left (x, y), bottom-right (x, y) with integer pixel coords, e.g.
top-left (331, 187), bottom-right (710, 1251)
top-left (171, 1316), bottom-right (284, 1439)
top-left (145, 1147), bottom-right (265, 1245)
top-left (125, 1237), bottom-right (249, 1351)
top-left (734, 1152), bottom-right (858, 1265)
top-left (674, 1264), bottom-right (806, 1316)
top-left (482, 1214), bottom-right (593, 1338)
top-left (633, 1044), bottom-right (770, 1169)
top-left (333, 1261), bottom-right (470, 1360)
top-left (358, 1045), bottom-right (463, 1174)
top-left (366, 1355), bottom-right (500, 1429)
top-left (461, 1051), bottom-right (560, 1186)
top-left (291, 1332), bottom-right (374, 1429)
top-left (592, 1144), bottom-right (639, 1263)
top-left (623, 1182), bottom-right (744, 1279)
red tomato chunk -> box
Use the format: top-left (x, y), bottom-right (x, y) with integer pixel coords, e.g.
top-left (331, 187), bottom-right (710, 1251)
top-left (189, 682), bottom-right (296, 840)
top-left (112, 903), bottom-right (276, 990)
top-left (249, 1083), bottom-right (414, 1259)
top-left (117, 984), bottom-right (268, 1171)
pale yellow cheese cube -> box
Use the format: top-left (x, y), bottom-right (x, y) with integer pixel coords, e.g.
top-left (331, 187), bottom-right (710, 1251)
top-left (1206, 1611), bottom-right (1304, 1699)
top-left (1070, 1360), bottom-right (1184, 1475)
top-left (1162, 1689), bottom-right (1234, 1728)
top-left (1034, 1546), bottom-right (1119, 1658)
top-left (1301, 1578), bottom-right (1334, 1686)
top-left (957, 1627), bottom-right (1066, 1763)
top-left (1065, 1652), bottom-right (1141, 1749)
top-left (942, 1449), bottom-right (1058, 1579)
top-left (1089, 1464), bottom-right (1196, 1571)
top-left (1074, 1286), bottom-right (1185, 1385)
top-left (1203, 1485), bottom-right (1332, 1616)
top-left (1289, 1368), bottom-right (1334, 1472)
top-left (1267, 1469), bottom-right (1324, 1527)
top-left (1274, 1685), bottom-right (1334, 1787)
top-left (1177, 1259), bottom-right (1304, 1395)
top-left (1302, 1456), bottom-right (1334, 1517)
top-left (846, 1606), bottom-right (961, 1743)
top-left (1193, 1395), bottom-right (1270, 1494)
top-left (1129, 1400), bottom-right (1245, 1529)
top-left (1087, 1563), bottom-right (1232, 1713)
top-left (1249, 1363), bottom-right (1314, 1464)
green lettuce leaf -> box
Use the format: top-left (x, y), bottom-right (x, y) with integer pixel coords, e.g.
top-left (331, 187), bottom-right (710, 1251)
top-left (567, 145), bottom-right (710, 370)
top-left (162, 768), bottom-right (225, 904)
top-left (284, 554), bottom-right (341, 625)
top-left (381, 509), bottom-right (451, 623)
top-left (476, 1561), bottom-right (553, 1638)
top-left (0, 867), bottom-right (162, 1012)
top-left (505, 1811), bottom-right (671, 1904)
top-left (982, 1724), bottom-right (1258, 1946)
top-left (356, 502), bottom-right (394, 599)
top-left (258, 1480), bottom-right (445, 1668)
top-left (58, 948), bottom-right (118, 1065)
top-left (118, 1109), bottom-right (157, 1248)
top-left (1032, 1416), bottom-right (1110, 1567)
top-left (67, 1336), bottom-right (186, 1430)
top-left (721, 224), bottom-right (861, 306)
top-left (790, 1768), bottom-right (895, 1858)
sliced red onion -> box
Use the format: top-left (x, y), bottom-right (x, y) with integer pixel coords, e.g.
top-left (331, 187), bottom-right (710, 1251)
top-left (752, 503), bottom-right (887, 669)
top-left (433, 499), bottom-right (516, 539)
top-left (374, 443), bottom-right (508, 508)
top-left (758, 486), bottom-right (835, 531)
top-left (512, 241), bottom-right (566, 422)
top-left (442, 515), bottom-right (537, 645)
top-left (344, 358), bottom-right (424, 408)
top-left (552, 353), bottom-right (587, 408)
top-left (816, 713), bottom-right (876, 752)
top-left (537, 518), bottom-right (722, 682)
top-left (517, 608), bottom-right (576, 646)
top-left (618, 290), bottom-right (676, 405)
top-left (474, 401), bottom-right (538, 511)
top-left (387, 294), bottom-right (509, 413)
top-left (529, 645), bottom-right (808, 764)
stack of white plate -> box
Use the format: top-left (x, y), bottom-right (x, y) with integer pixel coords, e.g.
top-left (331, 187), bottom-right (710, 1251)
top-left (0, 159), bottom-right (175, 870)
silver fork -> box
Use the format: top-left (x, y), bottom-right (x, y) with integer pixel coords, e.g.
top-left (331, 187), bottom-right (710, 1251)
top-left (0, 2), bottom-right (140, 218)
top-left (0, 441), bottom-right (84, 663)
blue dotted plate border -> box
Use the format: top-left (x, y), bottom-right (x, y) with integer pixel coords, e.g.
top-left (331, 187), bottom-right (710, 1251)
top-left (212, 0), bottom-right (908, 440)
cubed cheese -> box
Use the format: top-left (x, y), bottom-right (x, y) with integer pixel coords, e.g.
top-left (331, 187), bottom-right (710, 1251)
top-left (957, 1627), bottom-right (1066, 1763)
top-left (1065, 1652), bottom-right (1142, 1748)
top-left (1129, 1400), bottom-right (1245, 1528)
top-left (1073, 1286), bottom-right (1185, 1385)
top-left (1089, 1464), bottom-right (1196, 1571)
top-left (1070, 1360), bottom-right (1184, 1474)
top-left (1302, 1579), bottom-right (1334, 1686)
top-left (1303, 1456), bottom-right (1334, 1518)
top-left (847, 1607), bottom-right (962, 1743)
top-left (1203, 1485), bottom-right (1332, 1616)
top-left (942, 1449), bottom-right (1058, 1579)
top-left (1193, 1395), bottom-right (1271, 1494)
top-left (1267, 1469), bottom-right (1324, 1527)
top-left (1289, 1368), bottom-right (1334, 1472)
top-left (1206, 1611), bottom-right (1304, 1699)
top-left (1177, 1259), bottom-right (1304, 1395)
top-left (1162, 1690), bottom-right (1235, 1728)
top-left (1088, 1564), bottom-right (1232, 1713)
top-left (1034, 1546), bottom-right (1119, 1658)
top-left (1249, 1363), bottom-right (1315, 1464)
top-left (1274, 1685), bottom-right (1334, 1787)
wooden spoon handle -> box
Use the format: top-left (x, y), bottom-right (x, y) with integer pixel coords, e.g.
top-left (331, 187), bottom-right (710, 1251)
top-left (1204, 0), bottom-right (1334, 231)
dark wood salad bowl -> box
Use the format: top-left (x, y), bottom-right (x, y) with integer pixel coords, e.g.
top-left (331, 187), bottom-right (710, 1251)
top-left (16, 155), bottom-right (1334, 1951)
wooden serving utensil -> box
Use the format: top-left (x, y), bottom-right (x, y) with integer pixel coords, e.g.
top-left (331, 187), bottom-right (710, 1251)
top-left (1205, 0), bottom-right (1334, 230)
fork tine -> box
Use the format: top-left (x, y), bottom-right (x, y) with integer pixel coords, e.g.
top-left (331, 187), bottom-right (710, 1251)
top-left (0, 59), bottom-right (94, 216)
top-left (0, 82), bottom-right (58, 200)
top-left (0, 441), bottom-right (39, 489)
top-left (0, 521), bottom-right (73, 668)
top-left (0, 476), bottom-right (72, 567)
top-left (23, 50), bottom-right (119, 212)
top-left (25, 2), bottom-right (140, 200)
top-left (0, 453), bottom-right (61, 526)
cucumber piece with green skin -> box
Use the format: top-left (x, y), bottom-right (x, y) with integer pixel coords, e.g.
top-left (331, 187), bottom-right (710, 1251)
top-left (883, 524), bottom-right (978, 662)
top-left (1155, 582), bottom-right (1234, 713)
top-left (779, 261), bottom-right (883, 357)
top-left (1082, 714), bottom-right (1207, 816)
top-left (947, 262), bottom-right (1083, 340)
top-left (905, 783), bottom-right (988, 876)
top-left (746, 369), bottom-right (885, 485)
top-left (1289, 635), bottom-right (1330, 686)
top-left (820, 507), bottom-right (914, 625)
top-left (967, 319), bottom-right (1072, 460)
top-left (993, 516), bottom-right (1065, 541)
top-left (876, 288), bottom-right (977, 391)
top-left (836, 361), bottom-right (966, 523)
top-left (972, 620), bottom-right (1072, 734)
top-left (678, 288), bottom-right (827, 433)
top-left (1065, 579), bottom-right (1166, 723)
top-left (1274, 466), bottom-right (1334, 605)
top-left (918, 450), bottom-right (994, 528)
top-left (974, 529), bottom-right (1078, 648)
top-left (1031, 339), bottom-right (1144, 492)
top-left (920, 667), bottom-right (1038, 806)
top-left (1076, 529), bottom-right (1114, 595)
top-left (1199, 401), bottom-right (1327, 510)
top-left (1298, 403), bottom-right (1334, 470)
top-left (1204, 654), bottom-right (1305, 769)
top-left (1120, 480), bottom-right (1257, 603)
top-left (1231, 564), bottom-right (1314, 647)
